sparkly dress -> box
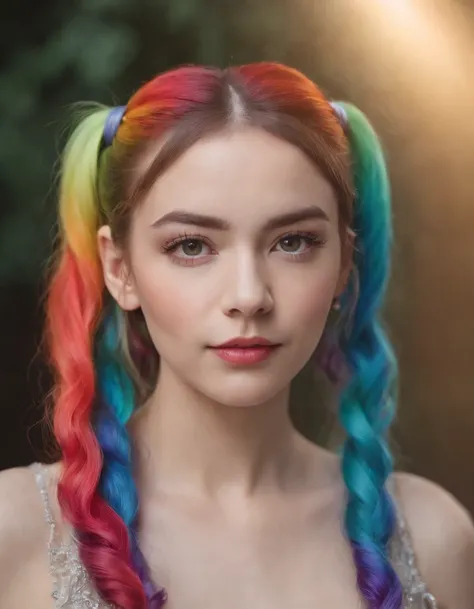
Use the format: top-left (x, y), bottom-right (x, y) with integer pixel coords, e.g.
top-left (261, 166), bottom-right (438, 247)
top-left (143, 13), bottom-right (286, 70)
top-left (31, 463), bottom-right (438, 609)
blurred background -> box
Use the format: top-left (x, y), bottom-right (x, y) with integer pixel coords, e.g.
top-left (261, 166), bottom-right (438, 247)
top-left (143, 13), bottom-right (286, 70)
top-left (1, 0), bottom-right (473, 514)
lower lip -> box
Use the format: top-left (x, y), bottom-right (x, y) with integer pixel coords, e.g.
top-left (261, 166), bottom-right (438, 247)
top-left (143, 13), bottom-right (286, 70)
top-left (211, 346), bottom-right (280, 364)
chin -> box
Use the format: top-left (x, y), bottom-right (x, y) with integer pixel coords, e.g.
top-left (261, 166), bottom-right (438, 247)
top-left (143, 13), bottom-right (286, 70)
top-left (195, 374), bottom-right (291, 409)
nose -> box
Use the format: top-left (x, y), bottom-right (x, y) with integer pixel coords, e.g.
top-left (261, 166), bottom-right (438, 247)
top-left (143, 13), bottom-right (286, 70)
top-left (221, 253), bottom-right (274, 319)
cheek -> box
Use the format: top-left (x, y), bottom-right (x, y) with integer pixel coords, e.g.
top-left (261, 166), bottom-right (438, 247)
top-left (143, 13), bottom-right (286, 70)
top-left (129, 249), bottom-right (197, 340)
top-left (278, 256), bottom-right (341, 329)
top-left (290, 276), bottom-right (336, 327)
top-left (136, 277), bottom-right (194, 338)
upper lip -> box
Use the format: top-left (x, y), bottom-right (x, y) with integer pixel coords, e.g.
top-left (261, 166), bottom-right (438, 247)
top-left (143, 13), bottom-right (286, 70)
top-left (212, 336), bottom-right (279, 348)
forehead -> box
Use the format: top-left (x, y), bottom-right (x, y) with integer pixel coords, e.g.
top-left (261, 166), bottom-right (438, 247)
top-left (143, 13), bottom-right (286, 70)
top-left (135, 126), bottom-right (339, 228)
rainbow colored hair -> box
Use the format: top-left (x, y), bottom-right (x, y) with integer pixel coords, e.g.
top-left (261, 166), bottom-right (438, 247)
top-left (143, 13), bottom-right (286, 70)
top-left (45, 63), bottom-right (402, 609)
top-left (333, 103), bottom-right (401, 608)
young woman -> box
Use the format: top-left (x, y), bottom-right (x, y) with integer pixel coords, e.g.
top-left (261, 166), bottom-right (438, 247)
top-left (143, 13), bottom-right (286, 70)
top-left (0, 62), bottom-right (472, 609)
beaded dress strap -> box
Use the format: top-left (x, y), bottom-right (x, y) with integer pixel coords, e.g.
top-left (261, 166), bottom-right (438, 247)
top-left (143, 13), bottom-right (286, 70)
top-left (388, 478), bottom-right (439, 609)
top-left (30, 462), bottom-right (109, 608)
top-left (31, 462), bottom-right (59, 548)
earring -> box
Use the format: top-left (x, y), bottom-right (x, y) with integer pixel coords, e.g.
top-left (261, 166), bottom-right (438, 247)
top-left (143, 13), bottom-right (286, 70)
top-left (332, 299), bottom-right (341, 312)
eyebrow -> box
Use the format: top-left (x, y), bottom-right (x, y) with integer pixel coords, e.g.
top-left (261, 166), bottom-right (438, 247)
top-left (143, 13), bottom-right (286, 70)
top-left (151, 205), bottom-right (329, 231)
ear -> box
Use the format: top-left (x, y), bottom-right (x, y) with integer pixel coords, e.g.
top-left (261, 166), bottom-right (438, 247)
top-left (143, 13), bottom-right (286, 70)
top-left (97, 225), bottom-right (141, 311)
top-left (335, 227), bottom-right (355, 297)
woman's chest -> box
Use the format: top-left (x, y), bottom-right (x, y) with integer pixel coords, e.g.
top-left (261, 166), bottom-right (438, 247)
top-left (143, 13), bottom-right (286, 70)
top-left (139, 498), bottom-right (363, 609)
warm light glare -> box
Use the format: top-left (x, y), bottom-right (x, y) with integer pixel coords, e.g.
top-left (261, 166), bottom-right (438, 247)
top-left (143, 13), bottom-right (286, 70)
top-left (357, 0), bottom-right (473, 102)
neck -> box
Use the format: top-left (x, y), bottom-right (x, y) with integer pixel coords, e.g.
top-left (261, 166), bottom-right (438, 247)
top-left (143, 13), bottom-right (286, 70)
top-left (130, 365), bottom-right (306, 501)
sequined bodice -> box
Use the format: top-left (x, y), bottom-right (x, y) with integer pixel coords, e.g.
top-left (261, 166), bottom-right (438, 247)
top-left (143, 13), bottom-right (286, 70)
top-left (31, 463), bottom-right (438, 609)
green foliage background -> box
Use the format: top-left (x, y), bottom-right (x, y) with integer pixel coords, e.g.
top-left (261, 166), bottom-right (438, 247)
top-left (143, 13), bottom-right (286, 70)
top-left (0, 0), bottom-right (326, 284)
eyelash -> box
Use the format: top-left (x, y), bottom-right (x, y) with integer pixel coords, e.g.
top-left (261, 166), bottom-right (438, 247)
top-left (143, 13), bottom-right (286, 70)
top-left (161, 232), bottom-right (208, 250)
top-left (161, 231), bottom-right (326, 265)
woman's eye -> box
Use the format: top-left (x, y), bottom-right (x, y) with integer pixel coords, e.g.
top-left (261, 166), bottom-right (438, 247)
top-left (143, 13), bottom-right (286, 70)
top-left (278, 235), bottom-right (305, 253)
top-left (163, 232), bottom-right (323, 263)
top-left (277, 234), bottom-right (316, 254)
top-left (179, 239), bottom-right (206, 257)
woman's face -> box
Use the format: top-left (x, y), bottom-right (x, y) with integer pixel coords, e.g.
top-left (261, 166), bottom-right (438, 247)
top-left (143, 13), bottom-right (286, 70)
top-left (102, 126), bottom-right (349, 407)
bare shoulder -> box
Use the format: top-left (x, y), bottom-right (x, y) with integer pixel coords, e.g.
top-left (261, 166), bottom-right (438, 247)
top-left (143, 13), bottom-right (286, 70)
top-left (0, 464), bottom-right (49, 561)
top-left (0, 464), bottom-right (56, 606)
top-left (0, 464), bottom-right (47, 540)
top-left (394, 471), bottom-right (474, 609)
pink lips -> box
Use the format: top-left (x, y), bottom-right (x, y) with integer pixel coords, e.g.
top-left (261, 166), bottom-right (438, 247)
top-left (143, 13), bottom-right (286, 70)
top-left (210, 337), bottom-right (281, 365)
